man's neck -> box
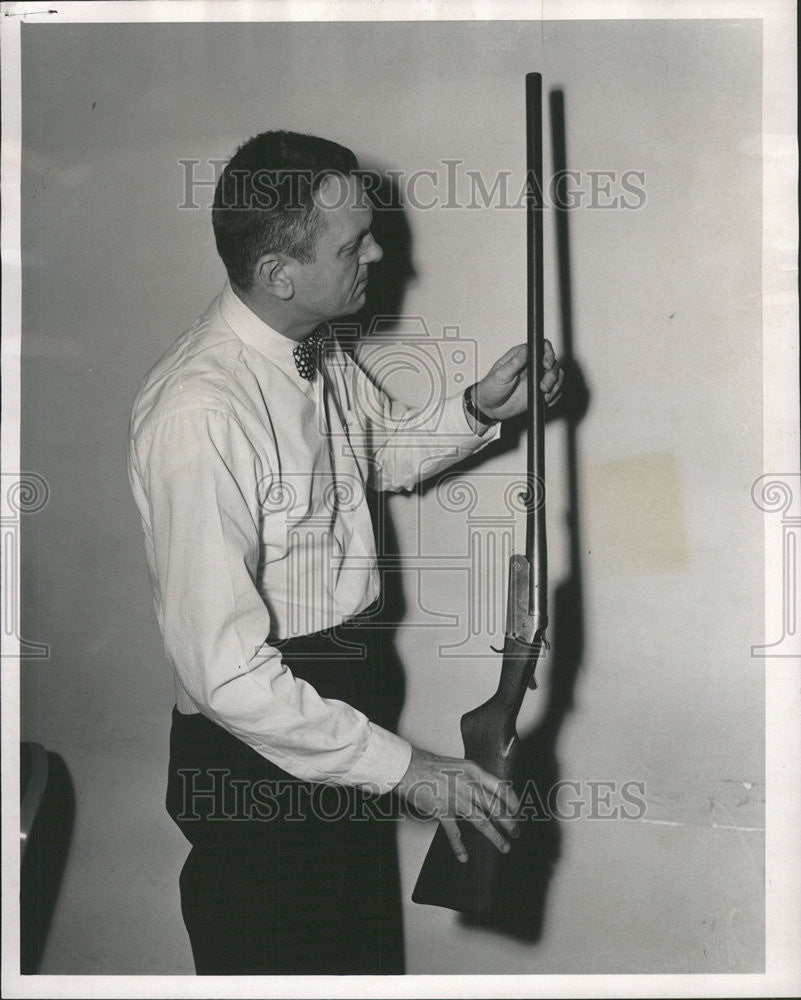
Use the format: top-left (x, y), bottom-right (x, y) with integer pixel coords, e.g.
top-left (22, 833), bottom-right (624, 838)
top-left (232, 284), bottom-right (320, 343)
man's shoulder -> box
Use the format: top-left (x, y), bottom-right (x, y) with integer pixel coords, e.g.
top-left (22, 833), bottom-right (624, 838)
top-left (130, 294), bottom-right (249, 440)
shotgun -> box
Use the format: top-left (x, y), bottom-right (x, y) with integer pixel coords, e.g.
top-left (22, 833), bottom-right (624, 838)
top-left (412, 72), bottom-right (549, 916)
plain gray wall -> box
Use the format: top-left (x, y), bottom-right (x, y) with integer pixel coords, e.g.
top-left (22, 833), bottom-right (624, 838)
top-left (20, 18), bottom-right (763, 974)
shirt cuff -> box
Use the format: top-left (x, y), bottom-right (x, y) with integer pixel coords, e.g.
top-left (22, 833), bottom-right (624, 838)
top-left (343, 722), bottom-right (413, 795)
top-left (440, 389), bottom-right (503, 444)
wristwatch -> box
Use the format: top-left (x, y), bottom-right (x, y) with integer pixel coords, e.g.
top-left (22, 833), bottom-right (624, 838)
top-left (463, 384), bottom-right (498, 426)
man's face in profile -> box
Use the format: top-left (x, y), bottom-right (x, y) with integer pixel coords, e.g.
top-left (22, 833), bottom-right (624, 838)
top-left (289, 173), bottom-right (383, 324)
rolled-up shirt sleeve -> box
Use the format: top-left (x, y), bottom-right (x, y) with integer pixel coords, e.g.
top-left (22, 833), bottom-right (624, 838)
top-left (129, 407), bottom-right (412, 794)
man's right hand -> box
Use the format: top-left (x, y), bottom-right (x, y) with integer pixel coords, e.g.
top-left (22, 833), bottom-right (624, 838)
top-left (393, 746), bottom-right (520, 863)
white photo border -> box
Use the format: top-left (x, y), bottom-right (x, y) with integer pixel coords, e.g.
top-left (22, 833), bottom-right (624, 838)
top-left (1, 1), bottom-right (797, 997)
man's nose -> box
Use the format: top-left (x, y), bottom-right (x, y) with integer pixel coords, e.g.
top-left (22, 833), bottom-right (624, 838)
top-left (362, 234), bottom-right (383, 264)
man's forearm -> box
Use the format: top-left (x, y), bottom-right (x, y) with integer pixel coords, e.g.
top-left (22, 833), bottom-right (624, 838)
top-left (462, 383), bottom-right (499, 436)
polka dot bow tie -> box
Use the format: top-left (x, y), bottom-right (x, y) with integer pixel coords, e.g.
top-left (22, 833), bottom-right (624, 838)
top-left (292, 326), bottom-right (327, 381)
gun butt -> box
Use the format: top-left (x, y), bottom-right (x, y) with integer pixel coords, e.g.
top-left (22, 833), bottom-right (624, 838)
top-left (412, 820), bottom-right (513, 915)
top-left (413, 702), bottom-right (520, 914)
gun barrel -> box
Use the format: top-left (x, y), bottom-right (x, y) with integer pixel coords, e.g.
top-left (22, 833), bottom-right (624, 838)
top-left (525, 72), bottom-right (548, 625)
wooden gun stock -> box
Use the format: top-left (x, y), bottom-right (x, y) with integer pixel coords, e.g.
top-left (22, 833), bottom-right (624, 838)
top-left (412, 72), bottom-right (548, 915)
top-left (411, 559), bottom-right (548, 914)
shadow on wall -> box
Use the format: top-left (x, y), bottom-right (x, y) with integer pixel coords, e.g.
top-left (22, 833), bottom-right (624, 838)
top-left (20, 746), bottom-right (76, 974)
top-left (355, 166), bottom-right (417, 324)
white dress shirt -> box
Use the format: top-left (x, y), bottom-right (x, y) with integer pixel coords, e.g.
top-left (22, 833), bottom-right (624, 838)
top-left (128, 282), bottom-right (499, 793)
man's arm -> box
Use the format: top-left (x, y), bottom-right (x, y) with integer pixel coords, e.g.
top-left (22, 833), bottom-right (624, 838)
top-left (129, 406), bottom-right (411, 793)
top-left (335, 340), bottom-right (562, 493)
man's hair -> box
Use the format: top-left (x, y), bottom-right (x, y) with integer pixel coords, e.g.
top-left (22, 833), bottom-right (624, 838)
top-left (212, 130), bottom-right (359, 291)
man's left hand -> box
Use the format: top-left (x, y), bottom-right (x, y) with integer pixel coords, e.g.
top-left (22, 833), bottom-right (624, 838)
top-left (473, 340), bottom-right (563, 422)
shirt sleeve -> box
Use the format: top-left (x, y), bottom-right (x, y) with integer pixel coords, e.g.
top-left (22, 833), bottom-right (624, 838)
top-left (130, 407), bottom-right (412, 794)
top-left (342, 350), bottom-right (502, 492)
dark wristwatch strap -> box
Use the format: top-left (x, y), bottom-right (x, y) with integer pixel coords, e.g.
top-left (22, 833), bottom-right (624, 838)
top-left (464, 384), bottom-right (498, 426)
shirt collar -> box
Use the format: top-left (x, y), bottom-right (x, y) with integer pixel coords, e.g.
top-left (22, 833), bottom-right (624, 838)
top-left (219, 281), bottom-right (301, 372)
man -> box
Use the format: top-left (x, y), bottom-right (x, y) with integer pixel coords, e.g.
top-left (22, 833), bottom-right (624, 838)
top-left (128, 130), bottom-right (562, 975)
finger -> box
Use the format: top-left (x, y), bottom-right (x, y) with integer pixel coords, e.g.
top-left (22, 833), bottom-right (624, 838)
top-left (542, 339), bottom-right (556, 369)
top-left (474, 763), bottom-right (520, 813)
top-left (544, 369), bottom-right (565, 405)
top-left (495, 813), bottom-right (521, 839)
top-left (471, 812), bottom-right (511, 854)
top-left (441, 818), bottom-right (468, 863)
top-left (539, 369), bottom-right (560, 393)
top-left (482, 781), bottom-right (521, 838)
top-left (469, 766), bottom-right (521, 815)
top-left (462, 768), bottom-right (520, 846)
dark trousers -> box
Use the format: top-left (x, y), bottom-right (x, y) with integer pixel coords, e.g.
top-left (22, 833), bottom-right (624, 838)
top-left (166, 623), bottom-right (405, 975)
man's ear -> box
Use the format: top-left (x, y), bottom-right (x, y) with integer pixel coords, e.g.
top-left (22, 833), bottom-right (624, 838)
top-left (253, 253), bottom-right (295, 300)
